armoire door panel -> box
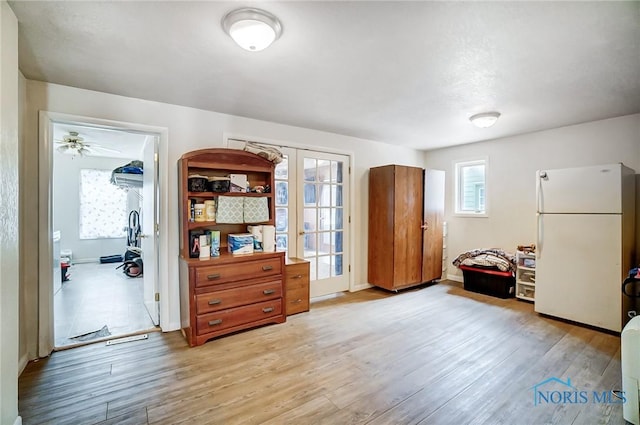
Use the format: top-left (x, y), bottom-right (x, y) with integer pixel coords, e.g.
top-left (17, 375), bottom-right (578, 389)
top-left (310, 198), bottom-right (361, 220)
top-left (422, 168), bottom-right (445, 282)
top-left (393, 166), bottom-right (424, 286)
top-left (367, 165), bottom-right (396, 288)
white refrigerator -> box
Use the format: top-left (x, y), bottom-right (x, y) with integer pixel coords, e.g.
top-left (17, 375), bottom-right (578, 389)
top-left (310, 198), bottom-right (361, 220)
top-left (535, 163), bottom-right (636, 332)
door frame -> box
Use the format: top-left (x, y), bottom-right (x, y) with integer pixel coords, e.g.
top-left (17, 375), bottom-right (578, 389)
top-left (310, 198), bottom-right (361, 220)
top-left (223, 132), bottom-right (356, 293)
top-left (38, 111), bottom-right (169, 356)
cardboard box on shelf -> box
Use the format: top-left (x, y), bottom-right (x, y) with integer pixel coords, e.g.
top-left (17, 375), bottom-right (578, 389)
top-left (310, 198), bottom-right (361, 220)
top-left (229, 174), bottom-right (248, 193)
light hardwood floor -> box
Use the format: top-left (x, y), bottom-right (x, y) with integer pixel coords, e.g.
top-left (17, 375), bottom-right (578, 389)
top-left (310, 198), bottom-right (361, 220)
top-left (19, 281), bottom-right (626, 425)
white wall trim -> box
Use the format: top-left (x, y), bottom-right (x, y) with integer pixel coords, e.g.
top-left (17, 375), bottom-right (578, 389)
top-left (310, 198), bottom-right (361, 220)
top-left (17, 354), bottom-right (28, 376)
top-left (38, 111), bottom-right (54, 357)
top-left (351, 283), bottom-right (372, 292)
top-left (38, 111), bottom-right (172, 357)
top-left (13, 416), bottom-right (22, 425)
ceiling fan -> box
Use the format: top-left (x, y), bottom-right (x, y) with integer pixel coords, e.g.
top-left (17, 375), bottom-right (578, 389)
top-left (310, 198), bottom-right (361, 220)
top-left (55, 131), bottom-right (121, 156)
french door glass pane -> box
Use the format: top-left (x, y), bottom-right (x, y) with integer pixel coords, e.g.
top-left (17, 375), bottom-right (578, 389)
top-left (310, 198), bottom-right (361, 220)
top-left (276, 234), bottom-right (287, 250)
top-left (333, 254), bottom-right (343, 276)
top-left (318, 184), bottom-right (331, 207)
top-left (275, 156), bottom-right (288, 179)
top-left (303, 207), bottom-right (316, 232)
top-left (303, 233), bottom-right (316, 256)
top-left (318, 255), bottom-right (331, 279)
top-left (275, 208), bottom-right (288, 232)
top-left (304, 158), bottom-right (316, 182)
top-left (331, 185), bottom-right (343, 206)
top-left (319, 208), bottom-right (331, 230)
top-left (335, 161), bottom-right (343, 183)
top-left (275, 181), bottom-right (288, 206)
top-left (333, 231), bottom-right (343, 252)
top-left (334, 208), bottom-right (343, 230)
top-left (303, 184), bottom-right (316, 206)
top-left (318, 159), bottom-right (331, 181)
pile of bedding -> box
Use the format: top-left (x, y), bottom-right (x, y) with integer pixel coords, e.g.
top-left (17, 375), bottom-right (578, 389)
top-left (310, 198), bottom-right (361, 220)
top-left (452, 249), bottom-right (516, 273)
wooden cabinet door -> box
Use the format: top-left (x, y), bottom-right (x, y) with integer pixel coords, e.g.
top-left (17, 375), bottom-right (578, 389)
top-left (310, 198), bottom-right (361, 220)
top-left (422, 168), bottom-right (445, 282)
top-left (392, 166), bottom-right (424, 287)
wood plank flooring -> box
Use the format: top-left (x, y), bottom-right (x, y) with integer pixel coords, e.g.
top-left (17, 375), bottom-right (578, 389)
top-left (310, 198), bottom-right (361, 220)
top-left (18, 281), bottom-right (627, 425)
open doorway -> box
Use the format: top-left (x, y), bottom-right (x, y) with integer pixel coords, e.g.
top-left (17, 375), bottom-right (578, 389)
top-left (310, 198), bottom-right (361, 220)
top-left (51, 122), bottom-right (160, 348)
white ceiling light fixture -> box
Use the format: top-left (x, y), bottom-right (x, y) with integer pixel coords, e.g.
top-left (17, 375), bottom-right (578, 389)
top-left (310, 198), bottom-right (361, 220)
top-left (469, 112), bottom-right (501, 128)
top-left (222, 8), bottom-right (283, 52)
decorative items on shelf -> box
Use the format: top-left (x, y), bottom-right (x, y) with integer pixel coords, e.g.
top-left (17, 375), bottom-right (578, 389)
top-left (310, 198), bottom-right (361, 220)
top-left (194, 203), bottom-right (205, 222)
top-left (204, 200), bottom-right (216, 221)
top-left (187, 174), bottom-right (208, 192)
top-left (190, 229), bottom-right (222, 258)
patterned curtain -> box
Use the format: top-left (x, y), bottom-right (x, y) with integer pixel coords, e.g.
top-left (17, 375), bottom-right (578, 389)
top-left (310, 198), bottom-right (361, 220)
top-left (79, 169), bottom-right (127, 239)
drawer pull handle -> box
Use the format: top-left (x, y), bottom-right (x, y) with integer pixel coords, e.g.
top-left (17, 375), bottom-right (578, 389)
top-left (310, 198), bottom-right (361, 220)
top-left (262, 265), bottom-right (273, 271)
top-left (207, 274), bottom-right (221, 280)
top-left (208, 299), bottom-right (222, 305)
top-left (293, 274), bottom-right (303, 279)
top-left (208, 319), bottom-right (222, 326)
top-left (263, 289), bottom-right (275, 295)
top-left (292, 299), bottom-right (302, 304)
top-left (262, 307), bottom-right (274, 313)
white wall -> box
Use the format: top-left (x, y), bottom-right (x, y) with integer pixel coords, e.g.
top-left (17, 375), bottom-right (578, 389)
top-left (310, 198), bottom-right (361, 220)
top-left (0, 1), bottom-right (21, 424)
top-left (424, 114), bottom-right (640, 281)
top-left (53, 153), bottom-right (131, 262)
top-left (21, 80), bottom-right (424, 361)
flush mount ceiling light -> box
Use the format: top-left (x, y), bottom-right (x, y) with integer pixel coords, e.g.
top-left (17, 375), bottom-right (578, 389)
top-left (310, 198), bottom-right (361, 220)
top-left (222, 8), bottom-right (283, 52)
top-left (469, 112), bottom-right (501, 128)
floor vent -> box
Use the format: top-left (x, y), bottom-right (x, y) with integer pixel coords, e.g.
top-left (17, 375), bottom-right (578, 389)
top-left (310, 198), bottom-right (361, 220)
top-left (106, 334), bottom-right (148, 346)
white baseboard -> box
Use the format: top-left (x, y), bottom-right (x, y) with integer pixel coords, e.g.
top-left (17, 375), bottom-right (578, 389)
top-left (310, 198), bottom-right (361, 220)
top-left (164, 321), bottom-right (181, 332)
top-left (351, 283), bottom-right (372, 292)
top-left (14, 415), bottom-right (23, 425)
top-left (447, 273), bottom-right (463, 283)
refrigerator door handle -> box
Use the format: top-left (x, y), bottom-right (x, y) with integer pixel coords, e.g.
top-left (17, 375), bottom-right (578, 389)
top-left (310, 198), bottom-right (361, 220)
top-left (537, 171), bottom-right (546, 213)
top-left (537, 213), bottom-right (543, 258)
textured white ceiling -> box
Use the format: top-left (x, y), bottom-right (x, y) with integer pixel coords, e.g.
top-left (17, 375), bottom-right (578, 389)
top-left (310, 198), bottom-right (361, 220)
top-left (9, 1), bottom-right (640, 150)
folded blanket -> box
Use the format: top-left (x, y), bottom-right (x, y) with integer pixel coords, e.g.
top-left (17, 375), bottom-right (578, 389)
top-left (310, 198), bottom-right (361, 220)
top-left (453, 249), bottom-right (516, 273)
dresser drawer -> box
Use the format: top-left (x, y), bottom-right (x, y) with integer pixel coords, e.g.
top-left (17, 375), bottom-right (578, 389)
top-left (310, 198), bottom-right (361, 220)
top-left (284, 259), bottom-right (310, 316)
top-left (285, 262), bottom-right (309, 289)
top-left (196, 299), bottom-right (283, 336)
top-left (195, 257), bottom-right (282, 288)
top-left (286, 287), bottom-right (310, 315)
top-left (196, 280), bottom-right (282, 314)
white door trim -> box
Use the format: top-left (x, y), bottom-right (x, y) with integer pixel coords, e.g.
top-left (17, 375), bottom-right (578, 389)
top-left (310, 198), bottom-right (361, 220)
top-left (38, 111), bottom-right (169, 356)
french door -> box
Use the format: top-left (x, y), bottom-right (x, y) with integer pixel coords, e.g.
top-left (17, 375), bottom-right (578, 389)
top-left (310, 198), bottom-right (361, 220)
top-left (255, 143), bottom-right (350, 298)
top-left (297, 151), bottom-right (349, 297)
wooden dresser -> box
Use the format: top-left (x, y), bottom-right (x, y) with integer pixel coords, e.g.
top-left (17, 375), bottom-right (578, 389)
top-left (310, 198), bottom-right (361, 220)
top-left (179, 252), bottom-right (285, 347)
top-left (284, 258), bottom-right (310, 315)
top-left (177, 149), bottom-right (286, 346)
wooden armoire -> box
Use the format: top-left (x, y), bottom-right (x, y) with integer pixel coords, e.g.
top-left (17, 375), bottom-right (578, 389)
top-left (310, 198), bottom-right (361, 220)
top-left (367, 164), bottom-right (445, 291)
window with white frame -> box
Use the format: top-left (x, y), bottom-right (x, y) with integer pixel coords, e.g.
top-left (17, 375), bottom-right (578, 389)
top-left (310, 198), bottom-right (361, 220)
top-left (79, 169), bottom-right (128, 239)
top-left (454, 159), bottom-right (487, 216)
